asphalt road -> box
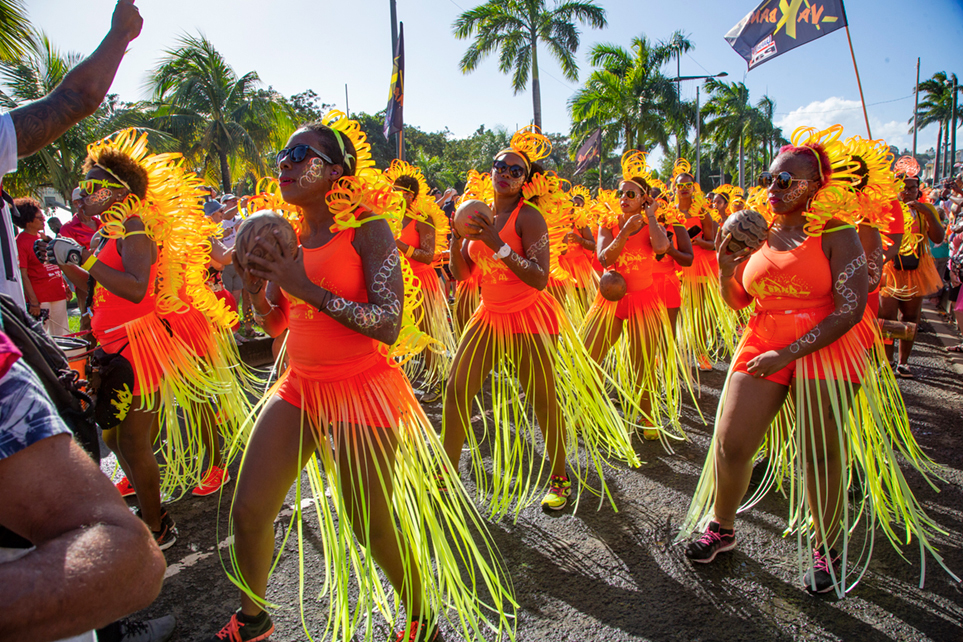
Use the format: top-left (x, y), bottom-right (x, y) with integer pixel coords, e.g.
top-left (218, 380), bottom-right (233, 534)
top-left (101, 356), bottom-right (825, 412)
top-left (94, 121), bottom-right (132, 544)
top-left (109, 309), bottom-right (963, 642)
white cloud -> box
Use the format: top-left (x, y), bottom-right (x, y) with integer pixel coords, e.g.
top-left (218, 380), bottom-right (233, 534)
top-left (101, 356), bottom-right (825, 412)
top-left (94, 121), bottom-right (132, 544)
top-left (775, 97), bottom-right (931, 153)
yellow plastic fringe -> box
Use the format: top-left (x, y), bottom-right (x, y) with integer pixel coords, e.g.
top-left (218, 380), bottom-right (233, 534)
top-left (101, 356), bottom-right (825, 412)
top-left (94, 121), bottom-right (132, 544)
top-left (452, 294), bottom-right (642, 519)
top-left (224, 367), bottom-right (518, 642)
top-left (679, 315), bottom-right (958, 596)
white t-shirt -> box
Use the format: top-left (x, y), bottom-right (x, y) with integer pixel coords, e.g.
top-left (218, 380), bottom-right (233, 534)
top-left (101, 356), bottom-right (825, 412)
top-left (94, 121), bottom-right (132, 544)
top-left (0, 112), bottom-right (24, 309)
top-left (220, 216), bottom-right (238, 249)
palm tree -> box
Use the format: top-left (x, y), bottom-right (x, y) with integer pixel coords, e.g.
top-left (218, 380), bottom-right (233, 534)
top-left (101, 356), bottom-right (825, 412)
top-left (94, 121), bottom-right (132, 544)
top-left (0, 32), bottom-right (101, 200)
top-left (0, 0), bottom-right (33, 63)
top-left (147, 34), bottom-right (293, 192)
top-left (913, 72), bottom-right (962, 180)
top-left (453, 0), bottom-right (606, 130)
top-left (661, 30), bottom-right (695, 157)
top-left (568, 36), bottom-right (683, 158)
top-left (702, 79), bottom-right (757, 189)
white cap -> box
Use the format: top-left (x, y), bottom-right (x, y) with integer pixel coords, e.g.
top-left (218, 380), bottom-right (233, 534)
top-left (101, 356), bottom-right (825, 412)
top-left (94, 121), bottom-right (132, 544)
top-left (72, 187), bottom-right (82, 200)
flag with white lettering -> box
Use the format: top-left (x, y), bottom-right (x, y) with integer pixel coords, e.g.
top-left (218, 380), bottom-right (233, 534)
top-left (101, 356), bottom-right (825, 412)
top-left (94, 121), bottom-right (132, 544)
top-left (725, 0), bottom-right (848, 70)
top-left (384, 23), bottom-right (405, 139)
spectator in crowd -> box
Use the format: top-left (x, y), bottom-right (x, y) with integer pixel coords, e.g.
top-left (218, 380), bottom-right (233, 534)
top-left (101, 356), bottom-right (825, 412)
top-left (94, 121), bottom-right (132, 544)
top-left (47, 215), bottom-right (62, 236)
top-left (216, 194), bottom-right (254, 338)
top-left (59, 186), bottom-right (104, 335)
top-left (13, 198), bottom-right (69, 336)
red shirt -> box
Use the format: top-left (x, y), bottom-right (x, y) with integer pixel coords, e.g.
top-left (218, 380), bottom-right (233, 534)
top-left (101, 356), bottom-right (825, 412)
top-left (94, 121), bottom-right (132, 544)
top-left (59, 214), bottom-right (101, 249)
top-left (883, 200), bottom-right (905, 236)
top-left (16, 231), bottom-right (67, 303)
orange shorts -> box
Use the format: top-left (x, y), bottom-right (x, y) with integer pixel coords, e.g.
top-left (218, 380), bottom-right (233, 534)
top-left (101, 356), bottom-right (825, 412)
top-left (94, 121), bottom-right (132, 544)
top-left (731, 306), bottom-right (870, 387)
top-left (653, 272), bottom-right (682, 309)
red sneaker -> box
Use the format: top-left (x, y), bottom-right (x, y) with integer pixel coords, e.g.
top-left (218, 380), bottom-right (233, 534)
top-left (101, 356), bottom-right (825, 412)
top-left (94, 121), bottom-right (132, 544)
top-left (115, 476), bottom-right (135, 498)
top-left (193, 465), bottom-right (231, 497)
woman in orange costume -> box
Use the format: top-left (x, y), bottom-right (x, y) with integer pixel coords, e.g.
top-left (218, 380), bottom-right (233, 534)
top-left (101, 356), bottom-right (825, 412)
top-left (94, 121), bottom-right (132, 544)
top-left (581, 151), bottom-right (696, 443)
top-left (211, 113), bottom-right (513, 642)
top-left (680, 129), bottom-right (954, 596)
top-left (385, 160), bottom-right (455, 403)
top-left (671, 161), bottom-right (738, 371)
top-left (47, 131), bottom-right (240, 549)
top-left (451, 171), bottom-right (488, 336)
top-left (556, 184), bottom-right (599, 321)
top-left (879, 159), bottom-right (944, 378)
top-left (444, 128), bottom-right (638, 516)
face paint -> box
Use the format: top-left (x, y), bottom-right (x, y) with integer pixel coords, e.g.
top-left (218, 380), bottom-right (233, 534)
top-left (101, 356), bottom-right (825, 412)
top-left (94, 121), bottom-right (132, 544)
top-left (298, 157), bottom-right (326, 187)
top-left (84, 188), bottom-right (113, 208)
top-left (783, 179), bottom-right (809, 205)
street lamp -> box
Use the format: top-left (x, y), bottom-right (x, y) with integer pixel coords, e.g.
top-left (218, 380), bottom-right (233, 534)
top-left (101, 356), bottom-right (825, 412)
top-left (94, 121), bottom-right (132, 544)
top-left (664, 71), bottom-right (728, 185)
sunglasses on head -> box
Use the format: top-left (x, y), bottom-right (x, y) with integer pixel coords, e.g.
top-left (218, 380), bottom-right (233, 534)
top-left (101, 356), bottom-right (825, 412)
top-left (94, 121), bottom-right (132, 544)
top-left (758, 171), bottom-right (808, 190)
top-left (492, 159), bottom-right (526, 179)
top-left (276, 144), bottom-right (333, 169)
top-left (616, 189), bottom-right (640, 199)
top-left (79, 179), bottom-right (124, 194)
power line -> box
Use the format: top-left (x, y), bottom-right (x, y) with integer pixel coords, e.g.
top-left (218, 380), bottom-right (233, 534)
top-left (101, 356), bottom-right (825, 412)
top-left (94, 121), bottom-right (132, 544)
top-left (773, 93), bottom-right (914, 115)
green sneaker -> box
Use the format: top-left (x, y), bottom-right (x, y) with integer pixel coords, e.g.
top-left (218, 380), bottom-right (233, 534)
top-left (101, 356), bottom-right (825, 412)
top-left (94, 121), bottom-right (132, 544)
top-left (541, 475), bottom-right (572, 510)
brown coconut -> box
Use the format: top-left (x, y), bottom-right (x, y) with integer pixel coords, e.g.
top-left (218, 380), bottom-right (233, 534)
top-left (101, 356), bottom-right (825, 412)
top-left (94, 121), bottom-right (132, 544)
top-left (234, 210), bottom-right (299, 291)
top-left (599, 270), bottom-right (627, 301)
top-left (452, 199), bottom-right (493, 239)
top-left (721, 208), bottom-right (768, 254)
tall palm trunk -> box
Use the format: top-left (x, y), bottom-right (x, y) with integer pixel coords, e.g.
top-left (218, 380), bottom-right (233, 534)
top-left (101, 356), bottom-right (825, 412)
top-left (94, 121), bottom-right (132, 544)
top-left (218, 146), bottom-right (232, 193)
top-left (530, 29), bottom-right (542, 130)
top-left (738, 136), bottom-right (745, 191)
top-left (935, 120), bottom-right (944, 181)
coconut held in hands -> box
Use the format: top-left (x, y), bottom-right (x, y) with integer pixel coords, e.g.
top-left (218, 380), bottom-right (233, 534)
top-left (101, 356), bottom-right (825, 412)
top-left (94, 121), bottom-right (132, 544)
top-left (721, 208), bottom-right (768, 254)
top-left (234, 210), bottom-right (299, 290)
top-left (452, 199), bottom-right (493, 238)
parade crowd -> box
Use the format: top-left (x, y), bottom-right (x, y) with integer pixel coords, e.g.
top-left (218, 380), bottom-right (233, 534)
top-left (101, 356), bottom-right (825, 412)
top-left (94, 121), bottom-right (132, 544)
top-left (2, 2), bottom-right (961, 642)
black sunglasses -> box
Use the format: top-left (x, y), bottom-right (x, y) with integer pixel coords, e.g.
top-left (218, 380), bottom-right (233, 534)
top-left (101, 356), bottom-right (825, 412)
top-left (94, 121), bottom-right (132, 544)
top-left (758, 171), bottom-right (808, 190)
top-left (276, 144), bottom-right (333, 169)
top-left (492, 159), bottom-right (526, 179)
top-left (616, 189), bottom-right (641, 199)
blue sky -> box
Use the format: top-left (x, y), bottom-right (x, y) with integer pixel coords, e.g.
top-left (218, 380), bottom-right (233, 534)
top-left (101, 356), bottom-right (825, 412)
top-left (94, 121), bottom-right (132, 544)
top-left (24, 0), bottom-right (963, 159)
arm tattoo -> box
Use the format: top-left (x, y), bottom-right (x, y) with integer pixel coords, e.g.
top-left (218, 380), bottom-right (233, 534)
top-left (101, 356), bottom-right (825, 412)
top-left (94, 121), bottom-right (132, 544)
top-left (506, 233), bottom-right (549, 276)
top-left (788, 253), bottom-right (866, 354)
top-left (866, 245), bottom-right (883, 286)
top-left (325, 252), bottom-right (402, 329)
top-left (11, 89), bottom-right (90, 158)
top-left (409, 225), bottom-right (434, 264)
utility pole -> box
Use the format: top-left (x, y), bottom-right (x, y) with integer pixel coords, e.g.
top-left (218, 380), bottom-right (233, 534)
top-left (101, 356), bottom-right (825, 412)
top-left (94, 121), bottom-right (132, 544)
top-left (952, 77), bottom-right (959, 180)
top-left (389, 0), bottom-right (403, 160)
top-left (695, 86), bottom-right (701, 186)
top-left (345, 84), bottom-right (349, 116)
top-left (912, 58), bottom-right (920, 157)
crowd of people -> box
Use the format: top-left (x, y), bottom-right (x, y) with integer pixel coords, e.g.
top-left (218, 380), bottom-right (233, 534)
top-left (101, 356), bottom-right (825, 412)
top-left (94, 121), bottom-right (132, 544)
top-left (2, 3), bottom-right (961, 642)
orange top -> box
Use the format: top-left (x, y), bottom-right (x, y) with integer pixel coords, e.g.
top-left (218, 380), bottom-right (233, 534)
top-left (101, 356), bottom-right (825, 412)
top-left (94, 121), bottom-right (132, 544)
top-left (399, 218), bottom-right (435, 278)
top-left (468, 202), bottom-right (540, 314)
top-left (741, 235), bottom-right (833, 312)
top-left (91, 235), bottom-right (159, 340)
top-left (284, 229), bottom-right (384, 381)
top-left (609, 223), bottom-right (656, 292)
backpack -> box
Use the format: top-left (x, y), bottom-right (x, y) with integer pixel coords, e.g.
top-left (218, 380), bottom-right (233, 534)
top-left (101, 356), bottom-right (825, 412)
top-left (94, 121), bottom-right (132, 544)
top-left (0, 293), bottom-right (99, 463)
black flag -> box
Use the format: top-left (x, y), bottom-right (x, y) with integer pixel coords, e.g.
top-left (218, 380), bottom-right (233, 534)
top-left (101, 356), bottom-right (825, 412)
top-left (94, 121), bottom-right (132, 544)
top-left (725, 0), bottom-right (847, 70)
top-left (574, 129), bottom-right (601, 176)
top-left (384, 23), bottom-right (404, 140)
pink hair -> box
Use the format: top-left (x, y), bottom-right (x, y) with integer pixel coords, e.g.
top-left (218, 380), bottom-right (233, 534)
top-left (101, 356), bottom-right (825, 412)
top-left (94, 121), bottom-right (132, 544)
top-left (778, 143), bottom-right (832, 187)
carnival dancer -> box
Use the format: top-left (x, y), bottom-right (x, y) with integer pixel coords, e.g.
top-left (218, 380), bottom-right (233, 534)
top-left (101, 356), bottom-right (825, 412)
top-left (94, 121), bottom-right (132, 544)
top-left (451, 171), bottom-right (488, 336)
top-left (580, 151), bottom-right (696, 443)
top-left (210, 112), bottom-right (514, 642)
top-left (385, 159), bottom-right (456, 403)
top-left (680, 129), bottom-right (955, 596)
top-left (46, 130), bottom-right (244, 547)
top-left (879, 158), bottom-right (944, 378)
top-left (556, 185), bottom-right (600, 321)
top-left (671, 161), bottom-right (738, 371)
top-left (443, 127), bottom-right (639, 517)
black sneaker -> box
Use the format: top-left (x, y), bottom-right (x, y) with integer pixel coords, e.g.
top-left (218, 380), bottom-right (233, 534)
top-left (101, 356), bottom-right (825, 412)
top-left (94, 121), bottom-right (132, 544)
top-left (111, 615), bottom-right (176, 642)
top-left (395, 619), bottom-right (442, 642)
top-left (152, 508), bottom-right (177, 552)
top-left (685, 521), bottom-right (736, 563)
top-left (207, 611), bottom-right (274, 642)
top-left (420, 382), bottom-right (443, 404)
top-left (803, 547), bottom-right (841, 594)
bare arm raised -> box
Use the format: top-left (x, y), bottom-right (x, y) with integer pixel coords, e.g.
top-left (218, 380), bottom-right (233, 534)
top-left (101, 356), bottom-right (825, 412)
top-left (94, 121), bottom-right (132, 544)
top-left (10, 0), bottom-right (142, 159)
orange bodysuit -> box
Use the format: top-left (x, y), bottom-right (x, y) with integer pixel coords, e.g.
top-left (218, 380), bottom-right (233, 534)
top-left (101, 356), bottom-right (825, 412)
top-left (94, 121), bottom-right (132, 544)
top-left (91, 235), bottom-right (163, 396)
top-left (606, 223), bottom-right (660, 320)
top-left (399, 218), bottom-right (438, 287)
top-left (277, 229), bottom-right (404, 428)
top-left (682, 214), bottom-right (719, 280)
top-left (467, 202), bottom-right (559, 335)
top-left (732, 235), bottom-right (871, 386)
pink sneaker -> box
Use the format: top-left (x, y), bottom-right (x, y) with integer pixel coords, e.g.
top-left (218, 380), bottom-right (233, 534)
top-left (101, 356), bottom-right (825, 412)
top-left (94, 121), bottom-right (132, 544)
top-left (192, 465), bottom-right (231, 497)
top-left (115, 476), bottom-right (135, 498)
